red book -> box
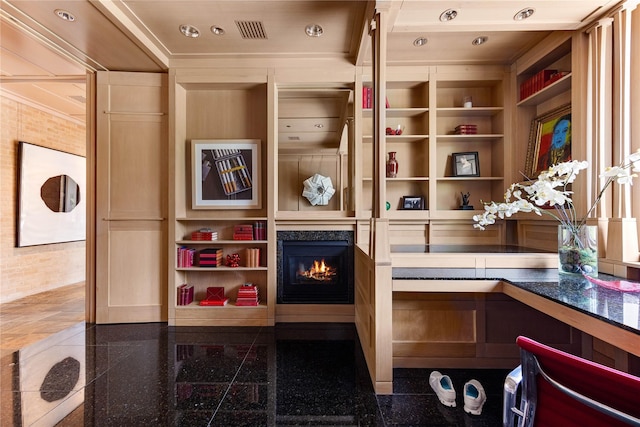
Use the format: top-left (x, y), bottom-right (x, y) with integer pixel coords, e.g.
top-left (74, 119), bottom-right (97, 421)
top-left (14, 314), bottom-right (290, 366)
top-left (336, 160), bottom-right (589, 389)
top-left (199, 298), bottom-right (229, 306)
top-left (199, 287), bottom-right (229, 306)
top-left (235, 300), bottom-right (259, 306)
top-left (233, 235), bottom-right (254, 240)
top-left (178, 284), bottom-right (194, 305)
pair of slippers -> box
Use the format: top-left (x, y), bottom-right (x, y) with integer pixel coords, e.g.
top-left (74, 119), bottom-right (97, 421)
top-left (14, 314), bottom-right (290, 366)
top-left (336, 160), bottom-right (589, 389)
top-left (429, 371), bottom-right (487, 415)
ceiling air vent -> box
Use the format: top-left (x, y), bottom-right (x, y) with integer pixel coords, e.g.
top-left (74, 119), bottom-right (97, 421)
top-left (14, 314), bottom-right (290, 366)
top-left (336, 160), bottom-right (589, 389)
top-left (235, 21), bottom-right (267, 39)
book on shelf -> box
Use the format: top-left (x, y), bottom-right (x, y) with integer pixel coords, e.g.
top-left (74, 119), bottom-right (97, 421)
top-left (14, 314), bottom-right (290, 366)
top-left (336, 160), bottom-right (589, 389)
top-left (199, 298), bottom-right (229, 306)
top-left (177, 284), bottom-right (194, 305)
top-left (177, 247), bottom-right (196, 268)
top-left (199, 286), bottom-right (229, 306)
top-left (197, 248), bottom-right (223, 267)
top-left (233, 224), bottom-right (254, 240)
top-left (245, 248), bottom-right (261, 267)
top-left (454, 124), bottom-right (478, 135)
top-left (362, 87), bottom-right (390, 109)
top-left (519, 69), bottom-right (567, 100)
top-left (253, 221), bottom-right (266, 240)
top-left (236, 282), bottom-right (259, 306)
top-left (235, 299), bottom-right (260, 306)
top-left (191, 228), bottom-right (218, 241)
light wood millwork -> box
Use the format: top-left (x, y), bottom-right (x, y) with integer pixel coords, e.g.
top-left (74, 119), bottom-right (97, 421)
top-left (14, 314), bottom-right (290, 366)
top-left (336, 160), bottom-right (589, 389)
top-left (168, 69), bottom-right (271, 326)
top-left (95, 71), bottom-right (168, 323)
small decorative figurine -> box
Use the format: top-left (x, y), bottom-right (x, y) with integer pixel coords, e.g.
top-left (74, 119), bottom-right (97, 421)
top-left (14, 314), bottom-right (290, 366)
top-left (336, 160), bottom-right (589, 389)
top-left (226, 253), bottom-right (241, 268)
top-left (460, 192), bottom-right (474, 210)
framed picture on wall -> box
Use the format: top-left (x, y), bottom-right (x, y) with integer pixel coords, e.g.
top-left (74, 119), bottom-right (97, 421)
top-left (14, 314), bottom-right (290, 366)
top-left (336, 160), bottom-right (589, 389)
top-left (16, 141), bottom-right (86, 247)
top-left (192, 139), bottom-right (261, 209)
top-left (525, 104), bottom-right (571, 178)
top-left (452, 152), bottom-right (480, 177)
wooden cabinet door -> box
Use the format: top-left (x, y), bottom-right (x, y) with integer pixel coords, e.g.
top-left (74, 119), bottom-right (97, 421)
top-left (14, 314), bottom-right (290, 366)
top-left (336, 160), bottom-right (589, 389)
top-left (95, 71), bottom-right (168, 323)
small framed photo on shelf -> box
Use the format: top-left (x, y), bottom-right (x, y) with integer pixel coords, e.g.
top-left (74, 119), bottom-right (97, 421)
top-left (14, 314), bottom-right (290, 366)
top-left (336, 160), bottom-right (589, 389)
top-left (401, 196), bottom-right (425, 210)
top-left (192, 139), bottom-right (261, 209)
top-left (452, 152), bottom-right (480, 177)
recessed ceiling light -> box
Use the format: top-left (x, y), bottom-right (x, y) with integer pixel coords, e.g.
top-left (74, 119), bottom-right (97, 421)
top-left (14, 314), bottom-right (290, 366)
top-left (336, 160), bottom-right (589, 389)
top-left (305, 24), bottom-right (323, 37)
top-left (179, 24), bottom-right (200, 38)
top-left (439, 9), bottom-right (458, 22)
top-left (54, 9), bottom-right (75, 22)
top-left (472, 36), bottom-right (488, 46)
top-left (514, 7), bottom-right (535, 21)
top-left (210, 26), bottom-right (225, 35)
top-left (413, 37), bottom-right (428, 47)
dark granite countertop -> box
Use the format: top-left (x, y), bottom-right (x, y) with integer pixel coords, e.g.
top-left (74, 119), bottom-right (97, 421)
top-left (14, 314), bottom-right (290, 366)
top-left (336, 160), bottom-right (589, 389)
top-left (391, 244), bottom-right (555, 254)
top-left (503, 274), bottom-right (640, 336)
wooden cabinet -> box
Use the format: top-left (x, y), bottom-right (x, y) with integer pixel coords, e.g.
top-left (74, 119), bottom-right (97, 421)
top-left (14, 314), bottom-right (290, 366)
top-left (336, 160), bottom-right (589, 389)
top-left (172, 218), bottom-right (269, 325)
top-left (433, 75), bottom-right (505, 215)
top-left (358, 66), bottom-right (508, 243)
top-left (362, 79), bottom-right (430, 218)
top-left (512, 35), bottom-right (572, 183)
top-left (512, 34), bottom-right (573, 250)
top-left (169, 70), bottom-right (272, 326)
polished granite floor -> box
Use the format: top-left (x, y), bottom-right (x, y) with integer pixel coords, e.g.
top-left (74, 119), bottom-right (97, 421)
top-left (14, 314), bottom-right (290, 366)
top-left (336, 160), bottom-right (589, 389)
top-left (1, 286), bottom-right (510, 426)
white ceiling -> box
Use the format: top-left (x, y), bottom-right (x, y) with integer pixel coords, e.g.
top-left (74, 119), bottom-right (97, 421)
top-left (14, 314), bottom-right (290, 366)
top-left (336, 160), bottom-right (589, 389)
top-left (0, 0), bottom-right (622, 134)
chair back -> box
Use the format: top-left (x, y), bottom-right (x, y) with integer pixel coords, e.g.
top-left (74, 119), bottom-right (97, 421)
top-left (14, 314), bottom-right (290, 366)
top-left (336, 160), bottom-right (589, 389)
top-left (503, 336), bottom-right (640, 427)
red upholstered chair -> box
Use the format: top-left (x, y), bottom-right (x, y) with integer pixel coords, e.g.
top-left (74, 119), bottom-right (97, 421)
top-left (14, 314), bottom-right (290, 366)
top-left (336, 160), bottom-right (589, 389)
top-left (503, 336), bottom-right (640, 427)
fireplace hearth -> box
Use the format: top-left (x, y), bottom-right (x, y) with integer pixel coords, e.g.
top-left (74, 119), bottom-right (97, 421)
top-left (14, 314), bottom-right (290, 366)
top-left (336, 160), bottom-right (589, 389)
top-left (277, 231), bottom-right (354, 304)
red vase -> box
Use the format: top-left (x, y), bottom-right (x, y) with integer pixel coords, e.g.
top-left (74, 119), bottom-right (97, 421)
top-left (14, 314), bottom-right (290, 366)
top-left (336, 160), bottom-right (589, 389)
top-left (386, 152), bottom-right (398, 178)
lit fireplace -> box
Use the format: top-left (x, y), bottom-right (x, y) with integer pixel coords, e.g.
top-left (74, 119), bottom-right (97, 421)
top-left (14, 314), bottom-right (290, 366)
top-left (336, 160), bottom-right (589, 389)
top-left (297, 259), bottom-right (337, 282)
top-left (277, 231), bottom-right (354, 304)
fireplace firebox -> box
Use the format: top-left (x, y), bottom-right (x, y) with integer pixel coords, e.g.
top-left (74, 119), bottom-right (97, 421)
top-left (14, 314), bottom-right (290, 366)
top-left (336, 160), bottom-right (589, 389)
top-left (277, 231), bottom-right (354, 304)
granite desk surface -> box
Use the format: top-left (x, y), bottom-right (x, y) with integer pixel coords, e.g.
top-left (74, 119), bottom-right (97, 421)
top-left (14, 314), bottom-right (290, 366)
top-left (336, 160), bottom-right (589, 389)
top-left (390, 245), bottom-right (640, 336)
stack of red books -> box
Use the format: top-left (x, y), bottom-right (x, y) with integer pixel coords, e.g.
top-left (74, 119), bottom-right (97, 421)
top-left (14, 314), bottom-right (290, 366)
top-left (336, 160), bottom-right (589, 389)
top-left (177, 284), bottom-right (194, 305)
top-left (191, 228), bottom-right (218, 241)
top-left (236, 283), bottom-right (259, 306)
top-left (233, 224), bottom-right (254, 240)
top-left (519, 69), bottom-right (566, 100)
top-left (197, 248), bottom-right (223, 267)
top-left (454, 124), bottom-right (478, 135)
top-left (199, 286), bottom-right (229, 306)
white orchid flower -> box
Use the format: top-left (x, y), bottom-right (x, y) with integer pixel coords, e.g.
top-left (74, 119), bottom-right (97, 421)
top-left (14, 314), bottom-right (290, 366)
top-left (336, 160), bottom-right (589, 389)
top-left (614, 170), bottom-right (637, 185)
top-left (628, 149), bottom-right (640, 163)
top-left (472, 158), bottom-right (634, 231)
top-left (601, 166), bottom-right (624, 179)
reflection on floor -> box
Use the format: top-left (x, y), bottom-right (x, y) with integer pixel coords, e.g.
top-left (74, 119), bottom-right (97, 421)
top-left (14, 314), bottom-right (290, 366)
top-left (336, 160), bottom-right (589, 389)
top-left (1, 285), bottom-right (510, 426)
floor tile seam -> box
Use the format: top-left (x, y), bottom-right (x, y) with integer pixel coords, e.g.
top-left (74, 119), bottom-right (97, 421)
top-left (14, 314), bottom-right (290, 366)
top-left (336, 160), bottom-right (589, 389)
top-left (374, 394), bottom-right (391, 427)
top-left (208, 327), bottom-right (264, 425)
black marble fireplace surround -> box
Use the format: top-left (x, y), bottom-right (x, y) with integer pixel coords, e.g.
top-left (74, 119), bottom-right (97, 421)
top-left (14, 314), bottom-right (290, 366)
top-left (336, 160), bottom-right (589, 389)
top-left (277, 231), bottom-right (354, 304)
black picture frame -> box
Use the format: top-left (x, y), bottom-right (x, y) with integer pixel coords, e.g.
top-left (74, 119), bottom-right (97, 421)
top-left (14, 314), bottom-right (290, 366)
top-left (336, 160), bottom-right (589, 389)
top-left (401, 196), bottom-right (425, 210)
top-left (452, 151), bottom-right (480, 177)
